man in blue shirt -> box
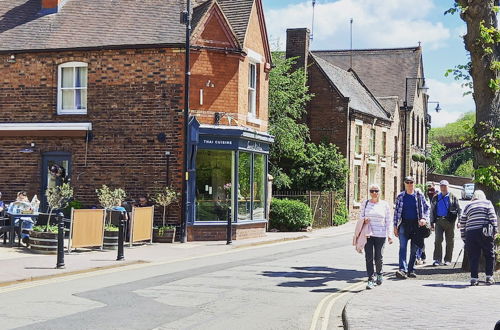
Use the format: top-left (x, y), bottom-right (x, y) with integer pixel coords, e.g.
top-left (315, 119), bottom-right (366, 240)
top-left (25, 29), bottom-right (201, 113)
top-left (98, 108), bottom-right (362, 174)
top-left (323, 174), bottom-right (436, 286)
top-left (393, 176), bottom-right (430, 279)
top-left (430, 180), bottom-right (461, 266)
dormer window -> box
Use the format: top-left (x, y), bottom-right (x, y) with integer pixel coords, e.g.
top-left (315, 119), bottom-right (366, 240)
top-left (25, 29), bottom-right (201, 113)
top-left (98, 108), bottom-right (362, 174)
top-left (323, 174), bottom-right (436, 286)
top-left (57, 62), bottom-right (88, 115)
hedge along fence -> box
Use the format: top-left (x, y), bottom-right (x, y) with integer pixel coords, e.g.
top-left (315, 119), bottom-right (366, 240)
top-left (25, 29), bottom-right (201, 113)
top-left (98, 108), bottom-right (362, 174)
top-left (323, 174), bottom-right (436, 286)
top-left (269, 199), bottom-right (313, 231)
top-left (272, 191), bottom-right (346, 228)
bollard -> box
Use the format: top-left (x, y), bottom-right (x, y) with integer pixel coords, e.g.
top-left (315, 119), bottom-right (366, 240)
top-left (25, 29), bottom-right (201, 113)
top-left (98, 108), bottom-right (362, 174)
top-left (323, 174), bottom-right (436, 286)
top-left (226, 207), bottom-right (232, 245)
top-left (116, 211), bottom-right (125, 261)
top-left (56, 212), bottom-right (65, 269)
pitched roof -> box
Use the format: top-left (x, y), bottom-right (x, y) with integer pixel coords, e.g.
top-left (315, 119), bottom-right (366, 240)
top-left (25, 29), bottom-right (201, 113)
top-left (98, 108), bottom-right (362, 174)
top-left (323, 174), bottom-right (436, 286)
top-left (217, 0), bottom-right (254, 46)
top-left (0, 0), bottom-right (257, 53)
top-left (312, 55), bottom-right (390, 121)
top-left (376, 96), bottom-right (399, 117)
top-left (312, 47), bottom-right (423, 107)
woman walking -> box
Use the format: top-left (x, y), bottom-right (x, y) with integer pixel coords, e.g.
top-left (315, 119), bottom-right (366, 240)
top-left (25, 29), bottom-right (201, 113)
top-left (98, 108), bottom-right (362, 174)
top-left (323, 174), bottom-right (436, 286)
top-left (360, 184), bottom-right (393, 289)
top-left (460, 190), bottom-right (498, 285)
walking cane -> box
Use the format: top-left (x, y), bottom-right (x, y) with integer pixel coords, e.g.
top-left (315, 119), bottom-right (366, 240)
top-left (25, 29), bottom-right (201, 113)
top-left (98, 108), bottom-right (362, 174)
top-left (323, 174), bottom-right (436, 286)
top-left (453, 247), bottom-right (463, 269)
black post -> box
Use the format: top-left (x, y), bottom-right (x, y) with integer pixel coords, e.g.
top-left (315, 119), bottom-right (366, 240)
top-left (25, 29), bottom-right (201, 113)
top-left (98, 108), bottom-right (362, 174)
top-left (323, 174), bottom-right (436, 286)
top-left (181, 0), bottom-right (192, 244)
top-left (226, 207), bottom-right (232, 245)
top-left (117, 211), bottom-right (125, 261)
top-left (56, 212), bottom-right (65, 269)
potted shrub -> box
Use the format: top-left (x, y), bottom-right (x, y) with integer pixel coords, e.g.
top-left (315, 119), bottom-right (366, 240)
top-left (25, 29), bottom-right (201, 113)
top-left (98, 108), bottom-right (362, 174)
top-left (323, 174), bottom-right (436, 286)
top-left (96, 185), bottom-right (126, 249)
top-left (30, 183), bottom-right (73, 253)
top-left (152, 186), bottom-right (179, 243)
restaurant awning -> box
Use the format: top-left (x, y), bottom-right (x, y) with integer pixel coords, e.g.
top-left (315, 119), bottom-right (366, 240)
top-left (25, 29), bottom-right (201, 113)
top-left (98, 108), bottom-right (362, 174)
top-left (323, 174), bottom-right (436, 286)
top-left (0, 123), bottom-right (92, 137)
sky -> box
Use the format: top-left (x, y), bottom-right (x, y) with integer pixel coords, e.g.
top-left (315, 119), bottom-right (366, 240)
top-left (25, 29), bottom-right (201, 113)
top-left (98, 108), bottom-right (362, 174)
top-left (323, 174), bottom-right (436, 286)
top-left (261, 0), bottom-right (475, 128)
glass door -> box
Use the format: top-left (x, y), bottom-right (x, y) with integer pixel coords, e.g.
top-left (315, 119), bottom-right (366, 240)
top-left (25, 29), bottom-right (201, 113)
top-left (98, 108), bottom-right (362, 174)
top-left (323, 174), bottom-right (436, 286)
top-left (41, 152), bottom-right (71, 212)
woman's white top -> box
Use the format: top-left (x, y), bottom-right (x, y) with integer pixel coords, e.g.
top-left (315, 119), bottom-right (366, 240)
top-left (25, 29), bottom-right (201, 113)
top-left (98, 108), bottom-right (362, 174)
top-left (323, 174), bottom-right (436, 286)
top-left (360, 200), bottom-right (392, 238)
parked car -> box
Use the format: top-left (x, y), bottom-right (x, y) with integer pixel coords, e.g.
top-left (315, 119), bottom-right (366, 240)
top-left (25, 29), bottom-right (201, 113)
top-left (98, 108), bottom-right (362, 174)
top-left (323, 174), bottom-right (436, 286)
top-left (462, 183), bottom-right (475, 200)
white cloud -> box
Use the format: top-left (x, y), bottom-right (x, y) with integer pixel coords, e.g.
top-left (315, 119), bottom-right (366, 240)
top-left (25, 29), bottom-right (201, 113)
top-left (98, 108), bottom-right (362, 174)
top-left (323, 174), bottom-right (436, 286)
top-left (426, 78), bottom-right (475, 127)
top-left (266, 0), bottom-right (450, 50)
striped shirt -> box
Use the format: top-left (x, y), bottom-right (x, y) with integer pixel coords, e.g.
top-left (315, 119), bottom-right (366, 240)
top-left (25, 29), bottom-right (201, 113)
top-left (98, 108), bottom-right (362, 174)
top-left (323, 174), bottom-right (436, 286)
top-left (360, 200), bottom-right (392, 238)
top-left (460, 200), bottom-right (498, 239)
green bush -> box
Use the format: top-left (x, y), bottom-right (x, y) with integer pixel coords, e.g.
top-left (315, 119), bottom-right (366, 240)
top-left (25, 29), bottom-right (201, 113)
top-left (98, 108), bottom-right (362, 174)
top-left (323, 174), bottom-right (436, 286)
top-left (333, 198), bottom-right (348, 225)
top-left (104, 224), bottom-right (119, 232)
top-left (269, 198), bottom-right (312, 231)
top-left (32, 225), bottom-right (58, 233)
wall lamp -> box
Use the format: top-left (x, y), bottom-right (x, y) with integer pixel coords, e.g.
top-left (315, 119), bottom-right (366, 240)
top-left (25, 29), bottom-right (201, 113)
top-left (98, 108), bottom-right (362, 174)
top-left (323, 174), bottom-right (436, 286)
top-left (427, 101), bottom-right (442, 113)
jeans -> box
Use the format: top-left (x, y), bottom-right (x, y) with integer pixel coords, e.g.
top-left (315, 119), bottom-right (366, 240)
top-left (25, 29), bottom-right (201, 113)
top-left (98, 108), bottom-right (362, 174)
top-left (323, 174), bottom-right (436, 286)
top-left (398, 225), bottom-right (418, 273)
top-left (364, 237), bottom-right (386, 279)
top-left (466, 229), bottom-right (495, 278)
top-left (14, 218), bottom-right (34, 239)
top-left (433, 217), bottom-right (455, 263)
top-left (416, 245), bottom-right (426, 260)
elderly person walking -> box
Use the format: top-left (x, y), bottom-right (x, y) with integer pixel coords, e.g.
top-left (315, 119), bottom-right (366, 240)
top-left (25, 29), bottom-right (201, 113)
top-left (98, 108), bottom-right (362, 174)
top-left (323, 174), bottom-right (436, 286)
top-left (359, 184), bottom-right (393, 289)
top-left (460, 190), bottom-right (498, 286)
top-left (393, 176), bottom-right (430, 279)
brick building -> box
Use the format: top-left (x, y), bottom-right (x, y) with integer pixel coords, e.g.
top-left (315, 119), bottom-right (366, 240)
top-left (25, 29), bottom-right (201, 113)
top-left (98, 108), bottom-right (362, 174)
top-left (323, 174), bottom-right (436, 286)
top-left (0, 0), bottom-right (272, 240)
top-left (286, 28), bottom-right (430, 215)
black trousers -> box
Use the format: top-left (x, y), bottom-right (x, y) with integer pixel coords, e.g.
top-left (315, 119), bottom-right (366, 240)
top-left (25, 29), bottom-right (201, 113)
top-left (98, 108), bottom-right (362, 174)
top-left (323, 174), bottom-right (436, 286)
top-left (365, 236), bottom-right (386, 279)
top-left (466, 229), bottom-right (495, 278)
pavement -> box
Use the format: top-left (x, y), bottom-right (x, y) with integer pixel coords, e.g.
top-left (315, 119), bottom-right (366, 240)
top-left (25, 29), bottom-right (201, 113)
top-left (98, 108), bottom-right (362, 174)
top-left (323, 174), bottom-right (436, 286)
top-left (0, 223), bottom-right (354, 287)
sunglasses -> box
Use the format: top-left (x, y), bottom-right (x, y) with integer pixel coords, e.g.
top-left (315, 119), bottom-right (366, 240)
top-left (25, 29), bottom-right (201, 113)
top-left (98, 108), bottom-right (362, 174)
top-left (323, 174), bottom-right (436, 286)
top-left (369, 190), bottom-right (379, 193)
top-left (405, 181), bottom-right (414, 184)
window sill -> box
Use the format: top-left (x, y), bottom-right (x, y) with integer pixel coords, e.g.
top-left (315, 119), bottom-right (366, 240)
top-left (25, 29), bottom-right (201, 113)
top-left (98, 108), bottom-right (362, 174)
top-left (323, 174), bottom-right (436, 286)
top-left (57, 110), bottom-right (88, 115)
top-left (354, 153), bottom-right (362, 159)
top-left (353, 202), bottom-right (360, 208)
top-left (247, 115), bottom-right (262, 125)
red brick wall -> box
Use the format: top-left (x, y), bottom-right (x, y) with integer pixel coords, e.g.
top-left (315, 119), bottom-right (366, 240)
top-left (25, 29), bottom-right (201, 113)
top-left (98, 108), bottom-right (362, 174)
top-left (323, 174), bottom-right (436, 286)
top-left (187, 222), bottom-right (266, 241)
top-left (0, 48), bottom-right (185, 224)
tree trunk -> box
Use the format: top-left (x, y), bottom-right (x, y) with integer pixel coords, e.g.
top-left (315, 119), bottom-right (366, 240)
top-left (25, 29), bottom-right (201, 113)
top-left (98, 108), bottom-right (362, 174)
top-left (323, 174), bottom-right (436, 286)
top-left (457, 0), bottom-right (500, 216)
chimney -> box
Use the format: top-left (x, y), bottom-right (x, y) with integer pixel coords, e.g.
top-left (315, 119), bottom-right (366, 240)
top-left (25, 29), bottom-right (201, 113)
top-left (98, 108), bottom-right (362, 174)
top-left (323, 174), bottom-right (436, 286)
top-left (40, 0), bottom-right (65, 15)
top-left (286, 28), bottom-right (310, 73)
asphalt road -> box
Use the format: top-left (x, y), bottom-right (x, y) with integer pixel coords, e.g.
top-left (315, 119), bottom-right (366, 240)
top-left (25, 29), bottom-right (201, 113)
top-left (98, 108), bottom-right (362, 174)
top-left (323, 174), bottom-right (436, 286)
top-left (1, 230), bottom-right (370, 330)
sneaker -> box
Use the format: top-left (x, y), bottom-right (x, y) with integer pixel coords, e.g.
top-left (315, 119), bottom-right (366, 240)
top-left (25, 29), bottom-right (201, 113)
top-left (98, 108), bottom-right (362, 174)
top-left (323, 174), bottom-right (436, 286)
top-left (432, 260), bottom-right (441, 266)
top-left (486, 276), bottom-right (495, 285)
top-left (421, 259), bottom-right (426, 265)
top-left (366, 280), bottom-right (377, 289)
top-left (395, 270), bottom-right (407, 279)
top-left (376, 274), bottom-right (383, 285)
top-left (416, 258), bottom-right (423, 265)
top-left (408, 272), bottom-right (417, 278)
top-left (470, 278), bottom-right (479, 286)
top-left (443, 261), bottom-right (451, 266)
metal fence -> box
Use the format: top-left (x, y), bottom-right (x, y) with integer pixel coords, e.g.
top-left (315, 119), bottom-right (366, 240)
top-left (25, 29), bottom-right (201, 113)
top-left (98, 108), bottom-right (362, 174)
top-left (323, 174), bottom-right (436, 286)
top-left (272, 191), bottom-right (338, 228)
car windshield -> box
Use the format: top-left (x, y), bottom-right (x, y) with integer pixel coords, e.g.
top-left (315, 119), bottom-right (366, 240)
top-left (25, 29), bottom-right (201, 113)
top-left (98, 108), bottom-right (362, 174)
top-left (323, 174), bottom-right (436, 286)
top-left (464, 184), bottom-right (474, 191)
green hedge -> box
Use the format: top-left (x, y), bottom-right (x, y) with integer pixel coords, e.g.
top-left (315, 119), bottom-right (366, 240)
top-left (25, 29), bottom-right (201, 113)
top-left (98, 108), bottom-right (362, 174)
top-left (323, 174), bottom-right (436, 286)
top-left (269, 198), bottom-right (312, 231)
top-left (333, 198), bottom-right (348, 225)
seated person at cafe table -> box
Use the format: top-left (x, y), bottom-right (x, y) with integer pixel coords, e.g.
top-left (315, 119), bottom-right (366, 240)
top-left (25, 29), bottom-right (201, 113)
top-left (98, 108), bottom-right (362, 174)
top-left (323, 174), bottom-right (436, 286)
top-left (0, 192), bottom-right (4, 213)
top-left (7, 191), bottom-right (36, 244)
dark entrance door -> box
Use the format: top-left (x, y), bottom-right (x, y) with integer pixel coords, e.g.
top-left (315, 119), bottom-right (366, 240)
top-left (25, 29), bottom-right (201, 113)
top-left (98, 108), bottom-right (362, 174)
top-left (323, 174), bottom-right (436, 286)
top-left (41, 152), bottom-right (71, 212)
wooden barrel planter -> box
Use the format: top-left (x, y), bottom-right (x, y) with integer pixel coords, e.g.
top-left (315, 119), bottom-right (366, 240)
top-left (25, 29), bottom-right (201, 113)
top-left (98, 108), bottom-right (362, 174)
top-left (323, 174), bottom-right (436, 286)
top-left (103, 230), bottom-right (119, 250)
top-left (153, 228), bottom-right (176, 243)
top-left (29, 231), bottom-right (58, 254)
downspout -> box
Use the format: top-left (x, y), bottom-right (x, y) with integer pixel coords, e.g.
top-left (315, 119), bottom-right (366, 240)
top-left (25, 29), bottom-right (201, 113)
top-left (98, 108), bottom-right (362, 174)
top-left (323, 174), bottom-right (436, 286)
top-left (346, 104), bottom-right (351, 214)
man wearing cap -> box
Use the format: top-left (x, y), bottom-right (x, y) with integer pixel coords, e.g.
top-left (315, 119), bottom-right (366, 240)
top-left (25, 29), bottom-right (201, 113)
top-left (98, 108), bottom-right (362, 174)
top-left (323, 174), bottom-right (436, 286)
top-left (430, 180), bottom-right (461, 266)
top-left (393, 176), bottom-right (430, 278)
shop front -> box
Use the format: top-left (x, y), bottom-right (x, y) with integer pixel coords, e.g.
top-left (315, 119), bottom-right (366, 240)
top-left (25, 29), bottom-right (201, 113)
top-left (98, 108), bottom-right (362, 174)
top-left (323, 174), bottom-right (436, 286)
top-left (187, 121), bottom-right (273, 241)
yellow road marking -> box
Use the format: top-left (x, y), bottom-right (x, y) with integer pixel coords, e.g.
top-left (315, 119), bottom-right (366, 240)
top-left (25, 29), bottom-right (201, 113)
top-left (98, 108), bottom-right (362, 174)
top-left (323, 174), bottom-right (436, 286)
top-left (310, 281), bottom-right (365, 330)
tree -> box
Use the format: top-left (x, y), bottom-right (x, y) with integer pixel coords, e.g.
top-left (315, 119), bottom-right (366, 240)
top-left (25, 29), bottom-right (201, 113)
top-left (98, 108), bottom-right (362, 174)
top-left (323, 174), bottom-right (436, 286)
top-left (448, 1), bottom-right (500, 213)
top-left (268, 53), bottom-right (312, 189)
top-left (290, 143), bottom-right (348, 192)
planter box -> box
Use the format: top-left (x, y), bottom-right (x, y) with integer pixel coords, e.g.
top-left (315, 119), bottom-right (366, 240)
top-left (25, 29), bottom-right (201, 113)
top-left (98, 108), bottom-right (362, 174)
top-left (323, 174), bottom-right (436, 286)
top-left (153, 228), bottom-right (176, 243)
top-left (29, 231), bottom-right (58, 254)
top-left (103, 230), bottom-right (119, 250)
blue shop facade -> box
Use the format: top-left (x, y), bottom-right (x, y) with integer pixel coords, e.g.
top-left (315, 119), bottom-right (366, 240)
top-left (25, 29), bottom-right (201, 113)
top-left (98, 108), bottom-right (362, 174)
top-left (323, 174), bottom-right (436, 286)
top-left (186, 119), bottom-right (274, 240)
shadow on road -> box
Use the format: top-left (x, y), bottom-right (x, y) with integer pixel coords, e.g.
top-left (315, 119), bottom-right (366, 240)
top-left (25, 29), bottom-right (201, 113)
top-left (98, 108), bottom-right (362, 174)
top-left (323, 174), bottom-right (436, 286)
top-left (422, 283), bottom-right (469, 289)
top-left (260, 266), bottom-right (366, 292)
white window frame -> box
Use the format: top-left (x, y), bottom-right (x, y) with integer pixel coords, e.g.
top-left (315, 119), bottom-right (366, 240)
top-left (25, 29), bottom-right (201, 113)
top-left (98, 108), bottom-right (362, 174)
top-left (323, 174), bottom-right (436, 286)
top-left (248, 62), bottom-right (257, 117)
top-left (369, 128), bottom-right (376, 155)
top-left (57, 61), bottom-right (88, 115)
top-left (354, 124), bottom-right (362, 157)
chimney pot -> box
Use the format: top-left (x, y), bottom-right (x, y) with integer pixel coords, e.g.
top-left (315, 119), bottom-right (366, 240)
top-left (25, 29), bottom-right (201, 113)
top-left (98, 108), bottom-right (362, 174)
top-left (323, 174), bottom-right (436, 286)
top-left (41, 0), bottom-right (64, 14)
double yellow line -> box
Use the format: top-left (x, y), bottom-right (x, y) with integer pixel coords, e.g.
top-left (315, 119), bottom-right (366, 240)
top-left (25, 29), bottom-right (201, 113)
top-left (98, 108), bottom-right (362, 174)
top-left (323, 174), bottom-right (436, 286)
top-left (309, 281), bottom-right (365, 330)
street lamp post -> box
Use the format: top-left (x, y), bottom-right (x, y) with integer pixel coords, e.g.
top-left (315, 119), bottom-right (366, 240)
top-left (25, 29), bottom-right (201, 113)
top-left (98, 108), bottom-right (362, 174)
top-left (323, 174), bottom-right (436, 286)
top-left (181, 0), bottom-right (192, 243)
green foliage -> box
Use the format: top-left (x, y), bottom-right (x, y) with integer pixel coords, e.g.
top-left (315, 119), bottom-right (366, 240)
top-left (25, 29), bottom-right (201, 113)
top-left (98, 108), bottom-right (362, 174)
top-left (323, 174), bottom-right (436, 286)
top-left (429, 112), bottom-right (475, 144)
top-left (333, 197), bottom-right (348, 226)
top-left (269, 198), bottom-right (313, 231)
top-left (45, 182), bottom-right (73, 232)
top-left (104, 224), bottom-right (119, 232)
top-left (96, 185), bottom-right (126, 210)
top-left (152, 186), bottom-right (179, 227)
top-left (290, 143), bottom-right (348, 191)
top-left (157, 225), bottom-right (175, 236)
top-left (454, 159), bottom-right (474, 178)
top-left (33, 225), bottom-right (58, 233)
top-left (444, 62), bottom-right (473, 95)
top-left (427, 142), bottom-right (446, 173)
top-left (269, 52), bottom-right (313, 189)
top-left (63, 200), bottom-right (83, 217)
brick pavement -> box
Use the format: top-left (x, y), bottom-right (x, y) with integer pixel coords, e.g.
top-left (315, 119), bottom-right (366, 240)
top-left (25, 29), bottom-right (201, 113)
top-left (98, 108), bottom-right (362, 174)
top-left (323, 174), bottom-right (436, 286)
top-left (343, 278), bottom-right (500, 330)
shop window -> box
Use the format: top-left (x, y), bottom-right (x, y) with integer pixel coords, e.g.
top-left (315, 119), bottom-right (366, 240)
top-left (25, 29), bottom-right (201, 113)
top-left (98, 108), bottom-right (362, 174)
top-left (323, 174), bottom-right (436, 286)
top-left (58, 62), bottom-right (88, 114)
top-left (238, 152), bottom-right (252, 221)
top-left (253, 154), bottom-right (266, 219)
top-left (195, 150), bottom-right (234, 222)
